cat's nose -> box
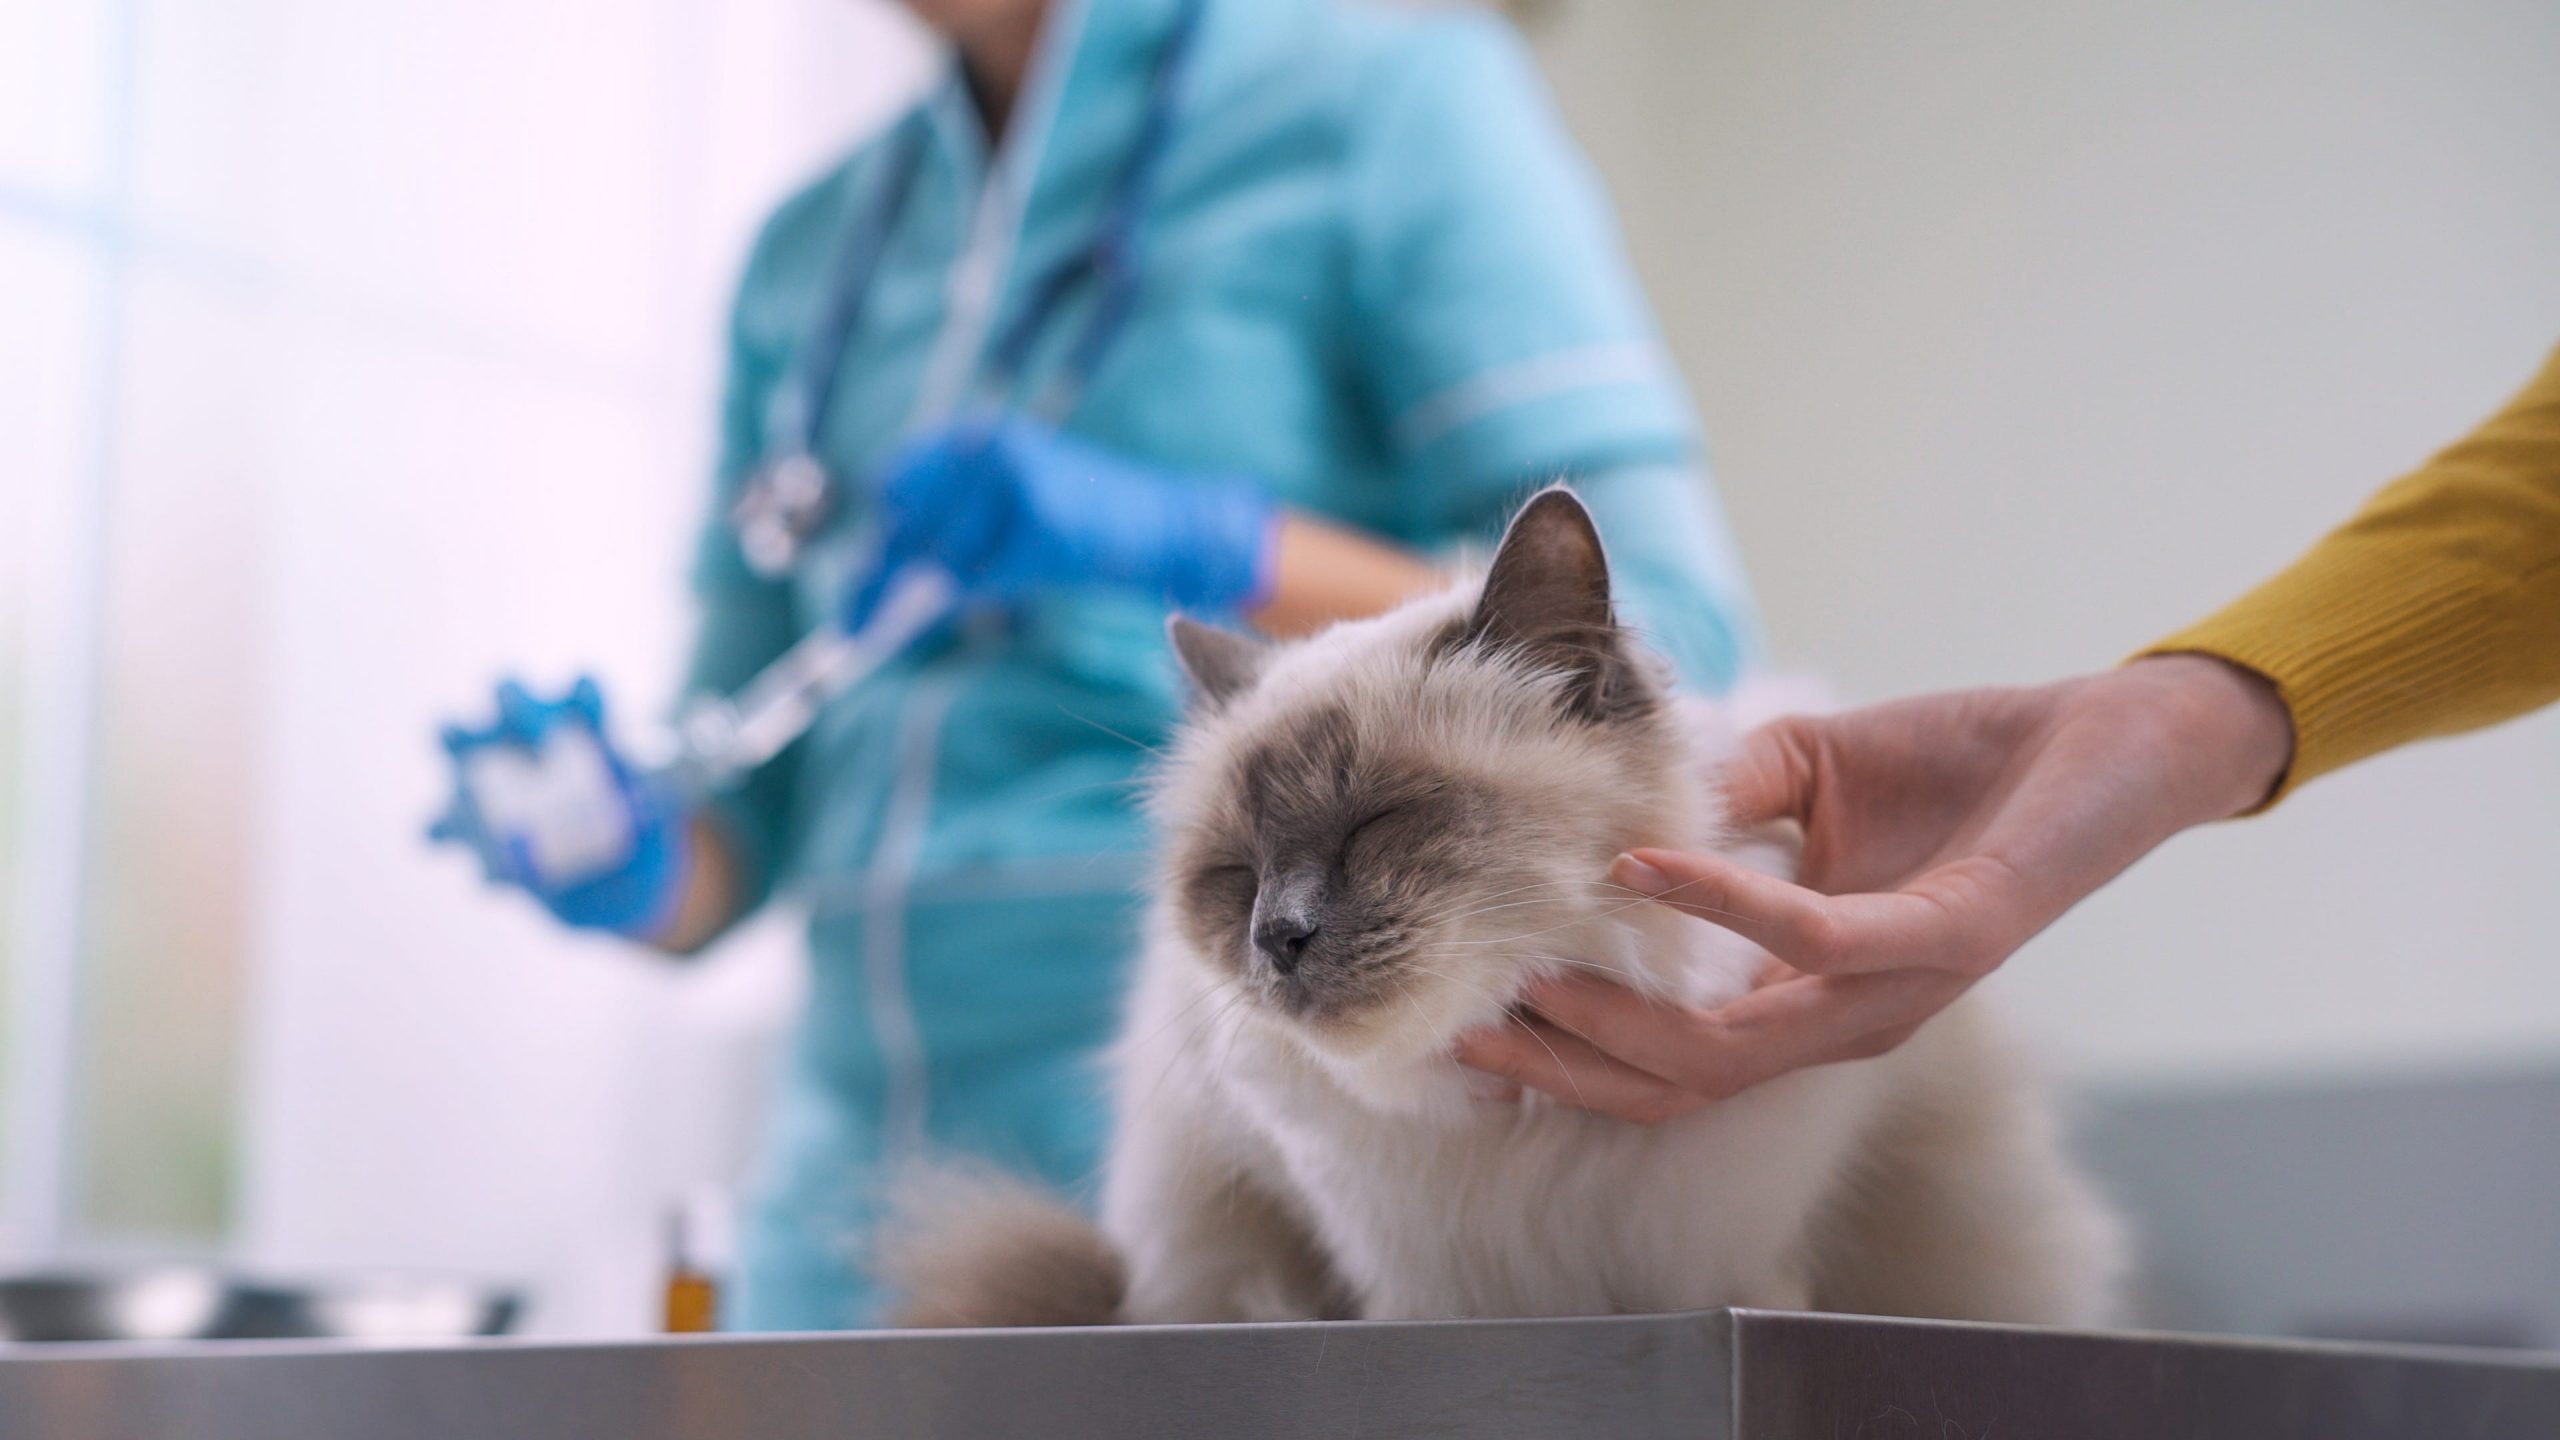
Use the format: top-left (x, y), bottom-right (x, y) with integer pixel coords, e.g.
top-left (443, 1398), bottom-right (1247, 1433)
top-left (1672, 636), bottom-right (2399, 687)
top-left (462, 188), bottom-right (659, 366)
top-left (1253, 914), bottom-right (1320, 975)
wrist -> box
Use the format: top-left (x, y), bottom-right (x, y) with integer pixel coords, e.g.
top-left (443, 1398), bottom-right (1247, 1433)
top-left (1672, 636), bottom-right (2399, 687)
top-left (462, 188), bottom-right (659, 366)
top-left (1240, 506), bottom-right (1286, 613)
top-left (548, 799), bottom-right (698, 940)
top-left (612, 821), bottom-right (697, 942)
top-left (649, 814), bottom-right (741, 955)
top-left (1247, 515), bottom-right (1441, 639)
top-left (2121, 653), bottom-right (2297, 821)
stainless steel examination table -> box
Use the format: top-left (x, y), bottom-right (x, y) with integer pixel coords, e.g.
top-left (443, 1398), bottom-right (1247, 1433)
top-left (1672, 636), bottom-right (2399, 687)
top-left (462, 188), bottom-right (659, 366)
top-left (5, 1308), bottom-right (2558, 1439)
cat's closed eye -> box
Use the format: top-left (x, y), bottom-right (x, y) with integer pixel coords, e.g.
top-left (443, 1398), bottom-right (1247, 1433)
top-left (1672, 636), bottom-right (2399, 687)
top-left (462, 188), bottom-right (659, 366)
top-left (1341, 808), bottom-right (1403, 859)
top-left (1187, 863), bottom-right (1258, 911)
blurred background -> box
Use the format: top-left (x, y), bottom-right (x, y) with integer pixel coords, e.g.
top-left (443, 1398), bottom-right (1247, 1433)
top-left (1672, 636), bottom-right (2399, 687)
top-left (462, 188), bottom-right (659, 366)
top-left (1, 0), bottom-right (2554, 1339)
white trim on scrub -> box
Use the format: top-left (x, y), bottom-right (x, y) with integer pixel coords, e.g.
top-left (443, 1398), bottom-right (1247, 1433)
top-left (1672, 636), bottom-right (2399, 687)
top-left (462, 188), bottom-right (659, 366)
top-left (1391, 340), bottom-right (1671, 454)
top-left (859, 660), bottom-right (968, 1158)
top-left (851, 0), bottom-right (1096, 1163)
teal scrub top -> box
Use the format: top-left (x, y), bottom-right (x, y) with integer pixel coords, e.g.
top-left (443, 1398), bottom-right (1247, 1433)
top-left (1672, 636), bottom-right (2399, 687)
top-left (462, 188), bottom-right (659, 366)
top-left (688, 0), bottom-right (1767, 1327)
top-left (691, 0), bottom-right (1761, 915)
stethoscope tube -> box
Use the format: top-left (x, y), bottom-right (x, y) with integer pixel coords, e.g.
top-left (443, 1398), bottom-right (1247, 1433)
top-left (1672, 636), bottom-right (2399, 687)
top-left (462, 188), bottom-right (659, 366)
top-left (661, 564), bottom-right (957, 803)
top-left (732, 116), bottom-right (932, 579)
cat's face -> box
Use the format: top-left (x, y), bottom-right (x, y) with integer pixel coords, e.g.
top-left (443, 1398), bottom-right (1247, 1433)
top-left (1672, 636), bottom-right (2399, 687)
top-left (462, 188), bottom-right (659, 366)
top-left (1154, 489), bottom-right (1685, 1068)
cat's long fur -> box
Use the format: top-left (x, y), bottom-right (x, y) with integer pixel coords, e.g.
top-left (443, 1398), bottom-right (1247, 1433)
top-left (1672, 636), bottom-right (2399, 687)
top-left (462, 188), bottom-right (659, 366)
top-left (889, 487), bottom-right (2124, 1327)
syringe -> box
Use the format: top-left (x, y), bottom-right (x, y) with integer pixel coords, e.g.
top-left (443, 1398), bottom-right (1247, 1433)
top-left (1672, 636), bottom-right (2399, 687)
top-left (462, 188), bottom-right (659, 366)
top-left (439, 566), bottom-right (956, 892)
top-left (658, 564), bottom-right (956, 803)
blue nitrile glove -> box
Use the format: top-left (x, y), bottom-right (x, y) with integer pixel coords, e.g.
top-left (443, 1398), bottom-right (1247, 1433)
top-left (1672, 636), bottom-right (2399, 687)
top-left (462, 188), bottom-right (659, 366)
top-left (428, 676), bottom-right (694, 939)
top-left (846, 418), bottom-right (1282, 627)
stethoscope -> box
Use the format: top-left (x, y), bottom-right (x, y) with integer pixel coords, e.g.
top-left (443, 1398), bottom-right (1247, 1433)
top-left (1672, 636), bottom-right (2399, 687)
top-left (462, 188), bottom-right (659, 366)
top-left (730, 0), bottom-right (1207, 581)
top-left (646, 0), bottom-right (1208, 806)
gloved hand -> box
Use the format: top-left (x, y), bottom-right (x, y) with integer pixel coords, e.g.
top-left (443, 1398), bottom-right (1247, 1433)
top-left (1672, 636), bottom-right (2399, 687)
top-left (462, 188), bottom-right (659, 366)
top-left (428, 676), bottom-right (694, 939)
top-left (847, 419), bottom-right (1281, 627)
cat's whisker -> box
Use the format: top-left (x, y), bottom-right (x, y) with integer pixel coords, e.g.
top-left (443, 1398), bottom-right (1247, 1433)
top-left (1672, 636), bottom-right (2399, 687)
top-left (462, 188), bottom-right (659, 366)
top-left (1410, 869), bottom-right (1771, 935)
top-left (1055, 705), bottom-right (1169, 760)
top-left (1400, 949), bottom-right (1652, 997)
top-left (1437, 876), bottom-right (1769, 948)
top-left (1026, 774), bottom-right (1156, 807)
top-left (1504, 1010), bottom-right (1587, 1111)
top-left (1398, 879), bottom-right (1607, 929)
top-left (1407, 877), bottom-right (1656, 930)
top-left (1164, 986), bottom-right (1243, 1066)
top-left (1132, 982), bottom-right (1250, 1115)
top-left (1408, 879), bottom-right (1712, 950)
top-left (1545, 956), bottom-right (1644, 981)
top-left (1414, 892), bottom-right (1600, 927)
top-left (1386, 977), bottom-right (1444, 1049)
top-left (1206, 985), bottom-right (1260, 1101)
top-left (1513, 952), bottom-right (1647, 983)
top-left (1126, 973), bottom-right (1247, 1054)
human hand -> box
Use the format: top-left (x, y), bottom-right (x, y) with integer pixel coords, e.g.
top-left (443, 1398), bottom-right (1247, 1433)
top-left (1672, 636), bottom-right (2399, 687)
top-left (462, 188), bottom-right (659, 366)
top-left (1454, 655), bottom-right (2295, 1120)
top-left (846, 419), bottom-right (1280, 626)
top-left (430, 676), bottom-right (694, 939)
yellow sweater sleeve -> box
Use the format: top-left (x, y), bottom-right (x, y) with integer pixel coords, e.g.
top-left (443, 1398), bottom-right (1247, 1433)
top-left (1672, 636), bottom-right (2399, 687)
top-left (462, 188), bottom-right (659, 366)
top-left (2142, 341), bottom-right (2560, 803)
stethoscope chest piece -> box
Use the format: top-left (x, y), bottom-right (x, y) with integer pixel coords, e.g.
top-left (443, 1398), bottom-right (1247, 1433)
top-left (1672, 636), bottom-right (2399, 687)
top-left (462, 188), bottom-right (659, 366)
top-left (733, 451), bottom-right (838, 579)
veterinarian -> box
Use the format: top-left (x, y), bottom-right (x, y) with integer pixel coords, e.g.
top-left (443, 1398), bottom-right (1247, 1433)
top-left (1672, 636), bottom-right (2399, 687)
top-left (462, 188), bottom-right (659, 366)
top-left (434, 0), bottom-right (1763, 1328)
top-left (1458, 340), bottom-right (2560, 1120)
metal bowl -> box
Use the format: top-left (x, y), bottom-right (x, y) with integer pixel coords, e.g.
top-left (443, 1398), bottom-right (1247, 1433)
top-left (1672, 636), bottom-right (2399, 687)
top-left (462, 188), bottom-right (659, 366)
top-left (221, 1274), bottom-right (522, 1342)
top-left (0, 1267), bottom-right (233, 1343)
top-left (0, 1268), bottom-right (521, 1344)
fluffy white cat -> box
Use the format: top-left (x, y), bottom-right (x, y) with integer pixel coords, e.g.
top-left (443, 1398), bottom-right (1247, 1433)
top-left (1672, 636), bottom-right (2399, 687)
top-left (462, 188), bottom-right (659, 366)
top-left (887, 487), bottom-right (2125, 1328)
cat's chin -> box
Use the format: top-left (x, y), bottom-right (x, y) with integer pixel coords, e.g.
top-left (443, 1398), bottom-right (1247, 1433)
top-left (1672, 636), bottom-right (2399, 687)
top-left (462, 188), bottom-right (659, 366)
top-left (1274, 1005), bottom-right (1446, 1069)
top-left (1263, 987), bottom-right (1526, 1121)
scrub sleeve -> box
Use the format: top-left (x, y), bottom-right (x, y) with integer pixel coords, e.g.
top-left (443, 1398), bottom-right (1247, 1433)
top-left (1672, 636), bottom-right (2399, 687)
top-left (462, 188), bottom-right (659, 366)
top-left (1346, 15), bottom-right (1764, 692)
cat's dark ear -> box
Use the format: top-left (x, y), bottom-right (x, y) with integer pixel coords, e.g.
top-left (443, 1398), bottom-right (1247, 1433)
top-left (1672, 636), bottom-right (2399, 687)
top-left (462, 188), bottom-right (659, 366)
top-left (1168, 615), bottom-right (1267, 708)
top-left (1459, 486), bottom-right (1648, 722)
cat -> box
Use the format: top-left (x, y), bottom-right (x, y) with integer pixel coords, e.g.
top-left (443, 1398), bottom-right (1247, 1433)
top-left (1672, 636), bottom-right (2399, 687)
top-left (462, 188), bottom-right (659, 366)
top-left (884, 486), bottom-right (2125, 1328)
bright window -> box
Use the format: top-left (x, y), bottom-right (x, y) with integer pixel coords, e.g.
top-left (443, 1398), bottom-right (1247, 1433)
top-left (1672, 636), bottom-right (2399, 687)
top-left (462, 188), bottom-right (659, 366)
top-left (1, 0), bottom-right (930, 1328)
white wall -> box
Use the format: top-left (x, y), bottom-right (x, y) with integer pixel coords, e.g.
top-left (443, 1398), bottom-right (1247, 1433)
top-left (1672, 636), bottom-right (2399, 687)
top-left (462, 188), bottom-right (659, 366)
top-left (1531, 0), bottom-right (2560, 1087)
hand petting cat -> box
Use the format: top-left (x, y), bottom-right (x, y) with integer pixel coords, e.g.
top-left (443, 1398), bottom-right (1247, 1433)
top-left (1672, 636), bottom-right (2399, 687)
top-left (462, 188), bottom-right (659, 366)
top-left (1455, 653), bottom-right (2296, 1121)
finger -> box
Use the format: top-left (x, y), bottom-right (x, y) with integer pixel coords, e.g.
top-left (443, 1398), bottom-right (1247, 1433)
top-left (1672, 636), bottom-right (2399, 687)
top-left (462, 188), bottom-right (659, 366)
top-left (1613, 849), bottom-right (1974, 978)
top-left (1752, 953), bottom-right (1806, 988)
top-left (500, 834), bottom-right (544, 892)
top-left (495, 678), bottom-right (538, 736)
top-left (1452, 1015), bottom-right (1704, 1126)
top-left (1506, 972), bottom-right (1717, 1097)
top-left (1715, 718), bottom-right (1821, 827)
top-left (1662, 969), bottom-right (1963, 1098)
